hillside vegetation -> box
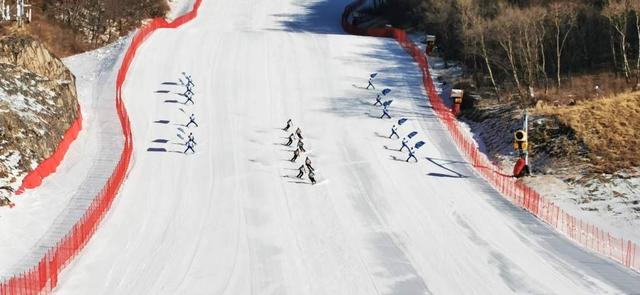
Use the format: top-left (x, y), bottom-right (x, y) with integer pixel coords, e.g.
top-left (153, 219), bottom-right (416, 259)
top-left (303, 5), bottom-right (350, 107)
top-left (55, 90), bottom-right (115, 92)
top-left (1, 0), bottom-right (169, 57)
top-left (535, 92), bottom-right (640, 172)
top-left (383, 0), bottom-right (640, 104)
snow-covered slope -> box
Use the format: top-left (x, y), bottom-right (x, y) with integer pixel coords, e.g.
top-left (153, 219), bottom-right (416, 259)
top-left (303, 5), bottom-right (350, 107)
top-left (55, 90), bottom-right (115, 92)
top-left (51, 0), bottom-right (640, 294)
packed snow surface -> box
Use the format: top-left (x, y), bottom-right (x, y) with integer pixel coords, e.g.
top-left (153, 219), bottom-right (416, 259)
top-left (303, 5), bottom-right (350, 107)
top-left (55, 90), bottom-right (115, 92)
top-left (45, 0), bottom-right (640, 294)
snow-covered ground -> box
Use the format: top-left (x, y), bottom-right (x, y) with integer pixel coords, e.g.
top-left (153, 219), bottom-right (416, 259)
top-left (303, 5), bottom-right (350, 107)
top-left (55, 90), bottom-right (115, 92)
top-left (0, 38), bottom-right (127, 277)
top-left (167, 0), bottom-right (196, 21)
top-left (40, 0), bottom-right (640, 294)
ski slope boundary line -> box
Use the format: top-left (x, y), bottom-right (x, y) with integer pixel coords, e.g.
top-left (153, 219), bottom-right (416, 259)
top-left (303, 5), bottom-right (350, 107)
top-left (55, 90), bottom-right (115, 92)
top-left (15, 104), bottom-right (83, 195)
top-left (341, 0), bottom-right (639, 273)
top-left (0, 0), bottom-right (203, 294)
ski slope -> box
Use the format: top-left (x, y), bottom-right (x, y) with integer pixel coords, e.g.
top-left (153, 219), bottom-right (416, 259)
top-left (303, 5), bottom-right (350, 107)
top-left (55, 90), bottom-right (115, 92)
top-left (52, 0), bottom-right (640, 294)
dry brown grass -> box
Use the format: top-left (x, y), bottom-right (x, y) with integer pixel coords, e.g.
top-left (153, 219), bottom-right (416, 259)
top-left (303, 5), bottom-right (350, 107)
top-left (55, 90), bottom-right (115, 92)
top-left (535, 91), bottom-right (640, 172)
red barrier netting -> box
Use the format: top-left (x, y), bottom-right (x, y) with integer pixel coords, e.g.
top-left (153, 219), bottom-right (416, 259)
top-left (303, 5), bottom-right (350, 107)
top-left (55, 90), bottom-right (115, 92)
top-left (342, 0), bottom-right (638, 273)
top-left (0, 1), bottom-right (203, 294)
top-left (16, 104), bottom-right (83, 195)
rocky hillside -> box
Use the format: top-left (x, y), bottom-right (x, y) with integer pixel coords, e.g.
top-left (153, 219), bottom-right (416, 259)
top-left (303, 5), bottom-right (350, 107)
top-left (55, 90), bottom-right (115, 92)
top-left (0, 35), bottom-right (79, 204)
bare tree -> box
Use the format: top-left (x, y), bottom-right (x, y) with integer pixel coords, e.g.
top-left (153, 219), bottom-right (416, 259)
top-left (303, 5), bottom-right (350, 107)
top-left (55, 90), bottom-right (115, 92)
top-left (492, 8), bottom-right (527, 101)
top-left (549, 1), bottom-right (578, 89)
top-left (630, 2), bottom-right (640, 83)
top-left (604, 0), bottom-right (632, 81)
top-left (459, 0), bottom-right (501, 99)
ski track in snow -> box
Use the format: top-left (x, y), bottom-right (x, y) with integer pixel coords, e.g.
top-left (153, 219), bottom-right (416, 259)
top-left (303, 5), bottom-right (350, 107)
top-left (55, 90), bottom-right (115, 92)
top-left (26, 0), bottom-right (640, 294)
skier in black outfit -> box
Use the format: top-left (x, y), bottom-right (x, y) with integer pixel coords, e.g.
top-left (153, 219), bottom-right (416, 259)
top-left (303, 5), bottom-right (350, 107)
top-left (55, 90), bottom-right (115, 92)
top-left (296, 164), bottom-right (306, 178)
top-left (297, 139), bottom-right (305, 153)
top-left (187, 133), bottom-right (197, 145)
top-left (283, 119), bottom-right (292, 131)
top-left (182, 72), bottom-right (194, 88)
top-left (184, 92), bottom-right (194, 105)
top-left (305, 157), bottom-right (314, 172)
top-left (308, 170), bottom-right (317, 185)
top-left (183, 85), bottom-right (194, 97)
top-left (285, 133), bottom-right (294, 146)
top-left (295, 127), bottom-right (303, 139)
top-left (184, 141), bottom-right (195, 154)
top-left (290, 149), bottom-right (300, 162)
top-left (186, 114), bottom-right (198, 127)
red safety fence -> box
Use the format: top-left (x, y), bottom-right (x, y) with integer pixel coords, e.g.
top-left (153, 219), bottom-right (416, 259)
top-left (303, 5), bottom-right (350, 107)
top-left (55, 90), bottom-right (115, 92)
top-left (0, 0), bottom-right (203, 294)
top-left (16, 104), bottom-right (83, 195)
top-left (342, 0), bottom-right (639, 272)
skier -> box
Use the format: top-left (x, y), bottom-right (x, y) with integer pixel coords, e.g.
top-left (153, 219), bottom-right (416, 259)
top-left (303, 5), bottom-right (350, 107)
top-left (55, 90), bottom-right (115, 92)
top-left (182, 72), bottom-right (194, 88)
top-left (283, 119), bottom-right (292, 131)
top-left (184, 140), bottom-right (196, 154)
top-left (297, 139), bottom-right (306, 153)
top-left (290, 148), bottom-right (300, 162)
top-left (187, 132), bottom-right (197, 145)
top-left (406, 147), bottom-right (418, 162)
top-left (380, 106), bottom-right (391, 119)
top-left (183, 85), bottom-right (194, 97)
top-left (389, 125), bottom-right (399, 139)
top-left (295, 127), bottom-right (303, 139)
top-left (296, 164), bottom-right (306, 178)
top-left (305, 156), bottom-right (314, 172)
top-left (184, 92), bottom-right (194, 105)
top-left (186, 114), bottom-right (198, 127)
top-left (366, 76), bottom-right (376, 90)
top-left (308, 170), bottom-right (317, 185)
top-left (374, 93), bottom-right (382, 106)
top-left (285, 133), bottom-right (294, 146)
top-left (400, 137), bottom-right (410, 152)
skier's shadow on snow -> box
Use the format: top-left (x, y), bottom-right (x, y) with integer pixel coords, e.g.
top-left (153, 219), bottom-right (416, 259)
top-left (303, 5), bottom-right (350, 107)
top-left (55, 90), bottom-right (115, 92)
top-left (351, 84), bottom-right (370, 89)
top-left (287, 180), bottom-right (311, 185)
top-left (383, 145), bottom-right (402, 152)
top-left (147, 148), bottom-right (167, 152)
top-left (389, 155), bottom-right (410, 162)
top-left (425, 157), bottom-right (468, 178)
top-left (146, 148), bottom-right (186, 154)
top-left (364, 112), bottom-right (386, 119)
top-left (374, 131), bottom-right (391, 139)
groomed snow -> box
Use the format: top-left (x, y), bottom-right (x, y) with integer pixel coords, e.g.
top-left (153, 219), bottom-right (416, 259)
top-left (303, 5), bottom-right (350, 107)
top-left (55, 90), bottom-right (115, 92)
top-left (48, 0), bottom-right (640, 294)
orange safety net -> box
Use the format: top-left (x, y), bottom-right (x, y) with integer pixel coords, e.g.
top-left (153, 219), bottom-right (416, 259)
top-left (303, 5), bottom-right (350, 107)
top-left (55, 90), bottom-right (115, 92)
top-left (0, 0), bottom-right (203, 294)
top-left (342, 0), bottom-right (638, 274)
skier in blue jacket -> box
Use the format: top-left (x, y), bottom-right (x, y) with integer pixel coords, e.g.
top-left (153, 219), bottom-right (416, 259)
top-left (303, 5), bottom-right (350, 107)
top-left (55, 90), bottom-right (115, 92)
top-left (389, 125), bottom-right (399, 138)
top-left (406, 147), bottom-right (418, 162)
top-left (380, 106), bottom-right (391, 119)
top-left (400, 137), bottom-right (410, 152)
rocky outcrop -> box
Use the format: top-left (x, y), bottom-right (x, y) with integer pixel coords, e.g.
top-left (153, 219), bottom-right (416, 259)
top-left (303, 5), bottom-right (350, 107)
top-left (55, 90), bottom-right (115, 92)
top-left (0, 35), bottom-right (76, 83)
top-left (0, 35), bottom-right (79, 201)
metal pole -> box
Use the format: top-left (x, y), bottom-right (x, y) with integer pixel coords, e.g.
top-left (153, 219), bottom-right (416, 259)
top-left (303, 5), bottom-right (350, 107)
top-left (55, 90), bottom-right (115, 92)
top-left (524, 109), bottom-right (529, 167)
